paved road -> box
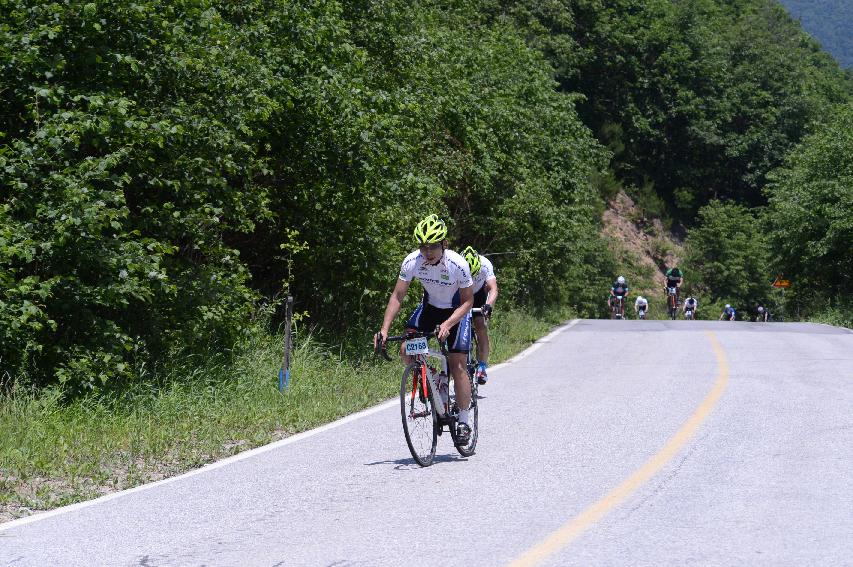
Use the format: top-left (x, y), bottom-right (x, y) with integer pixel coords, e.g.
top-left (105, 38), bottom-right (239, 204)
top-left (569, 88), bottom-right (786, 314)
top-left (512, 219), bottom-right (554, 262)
top-left (2, 320), bottom-right (851, 566)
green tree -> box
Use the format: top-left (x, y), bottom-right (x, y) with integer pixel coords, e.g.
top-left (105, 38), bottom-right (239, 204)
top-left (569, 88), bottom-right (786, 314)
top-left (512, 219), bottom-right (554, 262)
top-left (0, 0), bottom-right (277, 390)
top-left (764, 102), bottom-right (853, 312)
top-left (684, 200), bottom-right (772, 312)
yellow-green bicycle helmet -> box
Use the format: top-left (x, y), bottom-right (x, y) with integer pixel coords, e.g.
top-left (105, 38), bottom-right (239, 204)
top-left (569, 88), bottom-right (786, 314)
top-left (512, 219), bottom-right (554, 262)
top-left (462, 246), bottom-right (481, 277)
top-left (413, 214), bottom-right (447, 244)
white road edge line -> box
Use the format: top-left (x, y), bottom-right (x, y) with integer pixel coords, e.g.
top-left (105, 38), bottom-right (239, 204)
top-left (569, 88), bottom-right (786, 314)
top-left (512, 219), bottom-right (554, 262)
top-left (0, 319), bottom-right (581, 532)
top-left (813, 321), bottom-right (853, 335)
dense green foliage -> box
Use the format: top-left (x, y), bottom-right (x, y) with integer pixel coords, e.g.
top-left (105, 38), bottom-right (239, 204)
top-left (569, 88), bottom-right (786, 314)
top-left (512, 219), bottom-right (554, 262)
top-left (684, 201), bottom-right (771, 318)
top-left (1, 1), bottom-right (275, 390)
top-left (0, 0), bottom-right (610, 391)
top-left (492, 0), bottom-right (852, 219)
top-left (778, 0), bottom-right (853, 69)
top-left (764, 103), bottom-right (853, 316)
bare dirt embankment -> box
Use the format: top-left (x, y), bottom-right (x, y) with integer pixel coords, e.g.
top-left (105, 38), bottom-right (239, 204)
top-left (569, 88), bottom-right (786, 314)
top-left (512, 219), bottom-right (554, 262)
top-left (601, 191), bottom-right (683, 304)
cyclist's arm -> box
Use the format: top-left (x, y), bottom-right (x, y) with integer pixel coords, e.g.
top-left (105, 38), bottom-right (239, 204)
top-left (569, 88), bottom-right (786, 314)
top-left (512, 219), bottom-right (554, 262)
top-left (379, 278), bottom-right (411, 337)
top-left (484, 277), bottom-right (498, 307)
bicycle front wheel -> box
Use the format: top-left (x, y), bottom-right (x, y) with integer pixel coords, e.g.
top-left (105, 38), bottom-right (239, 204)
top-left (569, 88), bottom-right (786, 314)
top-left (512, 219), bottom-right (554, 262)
top-left (400, 363), bottom-right (437, 467)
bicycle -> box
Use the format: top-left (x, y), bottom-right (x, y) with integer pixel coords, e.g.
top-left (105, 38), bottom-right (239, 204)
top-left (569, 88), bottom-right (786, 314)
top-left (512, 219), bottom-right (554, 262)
top-left (684, 308), bottom-right (695, 320)
top-left (666, 287), bottom-right (678, 320)
top-left (637, 306), bottom-right (647, 320)
top-left (378, 328), bottom-right (478, 467)
top-left (611, 296), bottom-right (625, 320)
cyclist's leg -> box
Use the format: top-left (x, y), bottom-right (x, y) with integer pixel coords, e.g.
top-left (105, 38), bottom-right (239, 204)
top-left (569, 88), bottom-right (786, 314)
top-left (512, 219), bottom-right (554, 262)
top-left (471, 288), bottom-right (489, 363)
top-left (448, 352), bottom-right (470, 413)
top-left (446, 312), bottom-right (472, 413)
top-left (473, 316), bottom-right (489, 363)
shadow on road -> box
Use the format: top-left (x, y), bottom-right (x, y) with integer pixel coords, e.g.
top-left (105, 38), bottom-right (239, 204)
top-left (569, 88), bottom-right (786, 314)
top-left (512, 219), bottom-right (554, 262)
top-left (364, 453), bottom-right (470, 469)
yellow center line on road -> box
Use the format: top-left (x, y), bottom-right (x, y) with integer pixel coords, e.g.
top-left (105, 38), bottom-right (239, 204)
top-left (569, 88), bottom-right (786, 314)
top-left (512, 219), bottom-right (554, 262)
top-left (507, 331), bottom-right (730, 567)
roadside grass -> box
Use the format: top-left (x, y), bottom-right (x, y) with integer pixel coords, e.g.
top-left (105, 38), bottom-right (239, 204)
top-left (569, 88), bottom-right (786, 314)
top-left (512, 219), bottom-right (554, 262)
top-left (0, 308), bottom-right (565, 522)
top-left (808, 307), bottom-right (853, 330)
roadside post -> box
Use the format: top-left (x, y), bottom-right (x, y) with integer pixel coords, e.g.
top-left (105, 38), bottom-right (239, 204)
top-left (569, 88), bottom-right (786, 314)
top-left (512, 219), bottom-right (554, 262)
top-left (278, 296), bottom-right (294, 392)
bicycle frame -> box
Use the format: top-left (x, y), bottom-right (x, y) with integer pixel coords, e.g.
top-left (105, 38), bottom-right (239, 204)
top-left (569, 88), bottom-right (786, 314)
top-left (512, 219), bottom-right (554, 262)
top-left (409, 346), bottom-right (449, 418)
top-left (667, 288), bottom-right (678, 304)
top-left (612, 296), bottom-right (625, 319)
top-left (667, 287), bottom-right (678, 319)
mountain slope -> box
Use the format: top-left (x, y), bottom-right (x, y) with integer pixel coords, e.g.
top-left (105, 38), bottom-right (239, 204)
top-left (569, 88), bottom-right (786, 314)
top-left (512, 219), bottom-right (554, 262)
top-left (778, 0), bottom-right (853, 68)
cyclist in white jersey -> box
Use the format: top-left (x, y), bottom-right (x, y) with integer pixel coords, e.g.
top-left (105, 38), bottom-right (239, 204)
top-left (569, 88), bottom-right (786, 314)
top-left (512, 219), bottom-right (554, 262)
top-left (682, 296), bottom-right (698, 318)
top-left (375, 214), bottom-right (475, 441)
top-left (462, 246), bottom-right (498, 385)
top-left (634, 295), bottom-right (649, 318)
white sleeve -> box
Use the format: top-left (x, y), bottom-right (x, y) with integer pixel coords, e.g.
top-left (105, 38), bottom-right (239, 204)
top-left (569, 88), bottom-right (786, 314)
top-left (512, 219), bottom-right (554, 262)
top-left (398, 252), bottom-right (419, 282)
top-left (458, 263), bottom-right (473, 288)
top-left (480, 256), bottom-right (496, 281)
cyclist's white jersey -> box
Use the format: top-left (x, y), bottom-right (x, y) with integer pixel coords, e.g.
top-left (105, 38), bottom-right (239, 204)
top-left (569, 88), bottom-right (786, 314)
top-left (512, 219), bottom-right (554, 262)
top-left (635, 297), bottom-right (648, 309)
top-left (472, 255), bottom-right (496, 293)
top-left (399, 249), bottom-right (473, 309)
top-left (684, 297), bottom-right (698, 309)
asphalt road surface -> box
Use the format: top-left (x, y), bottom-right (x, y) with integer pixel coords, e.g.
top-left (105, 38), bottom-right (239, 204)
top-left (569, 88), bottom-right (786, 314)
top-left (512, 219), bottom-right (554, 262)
top-left (2, 320), bottom-right (851, 567)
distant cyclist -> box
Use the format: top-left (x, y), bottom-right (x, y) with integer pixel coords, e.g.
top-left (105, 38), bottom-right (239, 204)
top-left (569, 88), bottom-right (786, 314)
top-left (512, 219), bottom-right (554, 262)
top-left (719, 304), bottom-right (736, 321)
top-left (462, 246), bottom-right (498, 385)
top-left (634, 295), bottom-right (649, 319)
top-left (683, 296), bottom-right (698, 319)
top-left (610, 276), bottom-right (629, 318)
top-left (663, 266), bottom-right (683, 302)
top-left (374, 214), bottom-right (475, 443)
top-left (756, 305), bottom-right (769, 322)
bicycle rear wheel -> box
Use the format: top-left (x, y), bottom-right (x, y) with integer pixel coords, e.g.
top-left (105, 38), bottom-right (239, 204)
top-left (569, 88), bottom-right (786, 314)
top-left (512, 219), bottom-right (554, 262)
top-left (400, 363), bottom-right (437, 467)
top-left (451, 374), bottom-right (479, 457)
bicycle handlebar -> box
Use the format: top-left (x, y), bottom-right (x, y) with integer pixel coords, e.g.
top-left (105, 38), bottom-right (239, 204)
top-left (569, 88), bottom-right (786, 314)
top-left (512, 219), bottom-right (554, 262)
top-left (374, 330), bottom-right (447, 361)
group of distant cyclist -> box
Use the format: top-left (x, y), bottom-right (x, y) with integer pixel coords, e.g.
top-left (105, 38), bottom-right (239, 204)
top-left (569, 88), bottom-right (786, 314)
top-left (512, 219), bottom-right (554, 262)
top-left (373, 214), bottom-right (498, 445)
top-left (372, 215), bottom-right (781, 447)
top-left (608, 267), bottom-right (772, 321)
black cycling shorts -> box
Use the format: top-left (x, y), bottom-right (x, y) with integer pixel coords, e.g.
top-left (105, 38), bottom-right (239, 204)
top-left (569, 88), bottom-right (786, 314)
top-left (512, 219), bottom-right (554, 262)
top-left (404, 303), bottom-right (471, 353)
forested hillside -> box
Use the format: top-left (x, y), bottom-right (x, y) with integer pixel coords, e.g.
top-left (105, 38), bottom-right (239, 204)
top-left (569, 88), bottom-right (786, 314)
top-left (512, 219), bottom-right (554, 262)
top-left (778, 0), bottom-right (853, 69)
top-left (2, 0), bottom-right (851, 393)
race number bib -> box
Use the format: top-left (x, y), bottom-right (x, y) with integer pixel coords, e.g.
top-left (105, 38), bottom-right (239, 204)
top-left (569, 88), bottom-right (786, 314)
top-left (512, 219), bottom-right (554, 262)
top-left (404, 337), bottom-right (429, 355)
